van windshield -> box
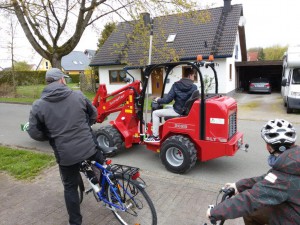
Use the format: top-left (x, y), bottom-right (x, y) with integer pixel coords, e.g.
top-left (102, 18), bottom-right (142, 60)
top-left (292, 68), bottom-right (300, 84)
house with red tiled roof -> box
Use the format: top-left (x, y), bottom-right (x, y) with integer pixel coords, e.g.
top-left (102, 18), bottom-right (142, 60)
top-left (90, 0), bottom-right (247, 95)
top-left (247, 51), bottom-right (259, 61)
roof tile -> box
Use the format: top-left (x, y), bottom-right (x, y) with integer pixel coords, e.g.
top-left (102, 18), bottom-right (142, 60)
top-left (90, 4), bottom-right (243, 66)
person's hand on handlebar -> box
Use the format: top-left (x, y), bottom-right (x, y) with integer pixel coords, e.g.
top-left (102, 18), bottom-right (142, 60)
top-left (206, 208), bottom-right (211, 219)
top-left (225, 183), bottom-right (238, 194)
top-left (206, 207), bottom-right (218, 224)
top-left (153, 97), bottom-right (160, 102)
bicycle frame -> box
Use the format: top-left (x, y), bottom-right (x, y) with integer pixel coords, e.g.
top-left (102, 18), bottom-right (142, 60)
top-left (82, 160), bottom-right (144, 212)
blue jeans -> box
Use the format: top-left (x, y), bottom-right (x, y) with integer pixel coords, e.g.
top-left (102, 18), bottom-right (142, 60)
top-left (59, 163), bottom-right (82, 225)
top-left (58, 150), bottom-right (104, 225)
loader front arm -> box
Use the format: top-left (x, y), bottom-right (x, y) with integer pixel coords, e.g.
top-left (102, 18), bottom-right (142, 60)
top-left (92, 80), bottom-right (142, 124)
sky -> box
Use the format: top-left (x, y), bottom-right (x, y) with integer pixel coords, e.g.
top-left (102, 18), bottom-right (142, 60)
top-left (207, 0), bottom-right (300, 48)
top-left (1, 0), bottom-right (300, 69)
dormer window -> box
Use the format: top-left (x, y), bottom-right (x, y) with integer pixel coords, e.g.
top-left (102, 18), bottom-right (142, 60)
top-left (166, 33), bottom-right (176, 43)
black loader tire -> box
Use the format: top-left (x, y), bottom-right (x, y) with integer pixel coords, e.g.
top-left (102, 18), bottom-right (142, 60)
top-left (160, 135), bottom-right (197, 174)
top-left (95, 125), bottom-right (123, 155)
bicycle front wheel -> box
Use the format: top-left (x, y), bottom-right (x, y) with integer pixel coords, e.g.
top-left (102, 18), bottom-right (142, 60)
top-left (106, 174), bottom-right (157, 225)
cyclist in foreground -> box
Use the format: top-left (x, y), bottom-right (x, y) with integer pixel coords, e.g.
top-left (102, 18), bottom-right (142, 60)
top-left (206, 119), bottom-right (300, 225)
top-left (27, 68), bottom-right (104, 225)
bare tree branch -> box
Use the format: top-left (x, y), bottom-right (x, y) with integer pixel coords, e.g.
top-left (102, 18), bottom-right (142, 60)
top-left (3, 0), bottom-right (200, 68)
top-left (88, 2), bottom-right (134, 25)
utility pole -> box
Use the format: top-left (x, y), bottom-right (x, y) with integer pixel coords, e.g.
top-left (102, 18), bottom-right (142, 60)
top-left (144, 17), bottom-right (153, 130)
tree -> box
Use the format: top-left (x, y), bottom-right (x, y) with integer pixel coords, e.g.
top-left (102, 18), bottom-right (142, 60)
top-left (14, 61), bottom-right (32, 71)
top-left (7, 15), bottom-right (18, 96)
top-left (248, 45), bottom-right (288, 60)
top-left (97, 22), bottom-right (116, 50)
top-left (1, 0), bottom-right (200, 69)
top-left (263, 45), bottom-right (288, 60)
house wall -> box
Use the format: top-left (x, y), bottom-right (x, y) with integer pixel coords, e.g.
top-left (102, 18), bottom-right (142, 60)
top-left (37, 58), bottom-right (51, 71)
top-left (99, 61), bottom-right (237, 95)
top-left (98, 30), bottom-right (243, 95)
top-left (213, 31), bottom-right (242, 95)
top-left (98, 65), bottom-right (142, 93)
top-left (66, 70), bottom-right (84, 75)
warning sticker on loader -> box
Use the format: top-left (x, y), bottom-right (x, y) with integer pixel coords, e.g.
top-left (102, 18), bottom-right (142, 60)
top-left (210, 118), bottom-right (225, 124)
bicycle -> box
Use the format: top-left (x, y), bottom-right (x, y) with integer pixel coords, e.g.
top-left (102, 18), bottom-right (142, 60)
top-left (204, 187), bottom-right (235, 225)
top-left (78, 153), bottom-right (157, 225)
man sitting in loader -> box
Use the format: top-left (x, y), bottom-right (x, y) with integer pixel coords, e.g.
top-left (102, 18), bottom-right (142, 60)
top-left (145, 67), bottom-right (198, 143)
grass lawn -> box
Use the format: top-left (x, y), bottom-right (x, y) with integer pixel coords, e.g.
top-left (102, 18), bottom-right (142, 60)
top-left (0, 83), bottom-right (153, 109)
top-left (0, 145), bottom-right (56, 180)
top-left (0, 83), bottom-right (95, 103)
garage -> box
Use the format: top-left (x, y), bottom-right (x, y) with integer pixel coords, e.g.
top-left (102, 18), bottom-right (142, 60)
top-left (236, 60), bottom-right (283, 92)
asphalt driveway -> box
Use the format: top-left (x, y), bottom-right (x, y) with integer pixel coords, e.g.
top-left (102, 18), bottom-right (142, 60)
top-left (0, 93), bottom-right (298, 225)
top-left (234, 92), bottom-right (300, 124)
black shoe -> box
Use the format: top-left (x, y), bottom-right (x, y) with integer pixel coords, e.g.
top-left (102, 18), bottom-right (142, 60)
top-left (144, 135), bottom-right (160, 143)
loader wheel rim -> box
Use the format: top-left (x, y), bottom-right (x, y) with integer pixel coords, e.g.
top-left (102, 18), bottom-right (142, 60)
top-left (97, 135), bottom-right (110, 148)
top-left (166, 147), bottom-right (183, 167)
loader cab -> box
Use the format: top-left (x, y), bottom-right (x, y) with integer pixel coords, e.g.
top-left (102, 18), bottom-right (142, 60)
top-left (99, 55), bottom-right (245, 174)
top-left (139, 55), bottom-right (220, 145)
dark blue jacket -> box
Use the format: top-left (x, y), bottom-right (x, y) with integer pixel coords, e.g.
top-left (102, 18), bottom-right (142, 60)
top-left (157, 78), bottom-right (197, 114)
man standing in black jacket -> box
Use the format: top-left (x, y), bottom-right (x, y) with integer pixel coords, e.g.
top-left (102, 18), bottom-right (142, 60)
top-left (145, 67), bottom-right (197, 142)
top-left (27, 68), bottom-right (104, 225)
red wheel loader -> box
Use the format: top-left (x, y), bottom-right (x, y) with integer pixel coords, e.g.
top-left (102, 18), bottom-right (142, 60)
top-left (92, 56), bottom-right (247, 173)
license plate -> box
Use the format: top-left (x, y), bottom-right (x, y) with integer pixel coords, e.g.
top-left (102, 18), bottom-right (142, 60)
top-left (255, 84), bottom-right (264, 87)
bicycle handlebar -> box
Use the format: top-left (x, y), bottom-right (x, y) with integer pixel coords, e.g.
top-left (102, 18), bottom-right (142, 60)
top-left (204, 187), bottom-right (236, 225)
top-left (221, 187), bottom-right (235, 201)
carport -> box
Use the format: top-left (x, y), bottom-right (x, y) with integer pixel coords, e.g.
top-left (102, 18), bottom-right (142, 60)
top-left (236, 60), bottom-right (283, 92)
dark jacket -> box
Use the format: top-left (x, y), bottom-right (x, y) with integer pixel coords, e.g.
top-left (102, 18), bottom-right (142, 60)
top-left (211, 146), bottom-right (300, 224)
top-left (28, 82), bottom-right (98, 166)
top-left (157, 78), bottom-right (197, 114)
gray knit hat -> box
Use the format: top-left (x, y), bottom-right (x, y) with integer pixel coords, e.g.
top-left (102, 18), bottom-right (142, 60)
top-left (46, 68), bottom-right (65, 81)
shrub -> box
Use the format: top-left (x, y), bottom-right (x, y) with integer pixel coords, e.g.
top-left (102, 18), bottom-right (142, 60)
top-left (68, 74), bottom-right (80, 83)
top-left (0, 71), bottom-right (46, 85)
top-left (0, 83), bottom-right (15, 96)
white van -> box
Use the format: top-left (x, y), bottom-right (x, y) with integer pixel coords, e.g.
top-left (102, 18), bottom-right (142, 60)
top-left (281, 46), bottom-right (300, 113)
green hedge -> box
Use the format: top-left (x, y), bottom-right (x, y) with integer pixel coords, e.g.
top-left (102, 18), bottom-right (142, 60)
top-left (0, 71), bottom-right (46, 85)
top-left (0, 71), bottom-right (80, 85)
top-left (68, 74), bottom-right (80, 83)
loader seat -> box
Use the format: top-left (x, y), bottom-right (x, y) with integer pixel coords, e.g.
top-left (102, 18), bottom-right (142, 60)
top-left (181, 90), bottom-right (200, 116)
top-left (164, 90), bottom-right (200, 121)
